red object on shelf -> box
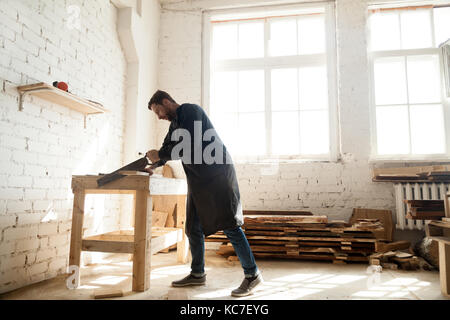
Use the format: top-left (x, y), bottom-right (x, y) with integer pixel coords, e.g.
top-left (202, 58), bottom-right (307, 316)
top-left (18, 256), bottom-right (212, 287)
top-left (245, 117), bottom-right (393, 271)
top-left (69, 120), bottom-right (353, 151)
top-left (57, 82), bottom-right (69, 92)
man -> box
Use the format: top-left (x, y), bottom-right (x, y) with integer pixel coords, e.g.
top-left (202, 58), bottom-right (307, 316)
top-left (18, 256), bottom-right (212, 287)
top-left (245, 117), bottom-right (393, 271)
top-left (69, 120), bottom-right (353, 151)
top-left (146, 90), bottom-right (263, 297)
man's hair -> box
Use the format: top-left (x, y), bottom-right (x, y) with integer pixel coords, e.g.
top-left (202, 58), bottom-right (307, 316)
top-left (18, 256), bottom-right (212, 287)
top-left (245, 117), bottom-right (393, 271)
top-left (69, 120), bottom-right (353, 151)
top-left (148, 90), bottom-right (176, 109)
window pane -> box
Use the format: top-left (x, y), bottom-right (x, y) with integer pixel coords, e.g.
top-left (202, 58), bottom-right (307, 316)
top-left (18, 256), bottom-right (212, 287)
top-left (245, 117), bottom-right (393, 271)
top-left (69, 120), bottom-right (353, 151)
top-left (407, 55), bottom-right (441, 104)
top-left (400, 10), bottom-right (432, 49)
top-left (272, 111), bottom-right (299, 155)
top-left (376, 105), bottom-right (409, 155)
top-left (271, 68), bottom-right (298, 111)
top-left (213, 24), bottom-right (237, 60)
top-left (239, 22), bottom-right (264, 58)
top-left (434, 7), bottom-right (450, 46)
top-left (370, 12), bottom-right (401, 51)
top-left (269, 19), bottom-right (297, 57)
top-left (237, 113), bottom-right (266, 156)
top-left (299, 65), bottom-right (328, 110)
top-left (299, 110), bottom-right (329, 154)
top-left (238, 70), bottom-right (265, 112)
top-left (298, 15), bottom-right (325, 54)
top-left (373, 57), bottom-right (407, 105)
top-left (213, 113), bottom-right (239, 154)
top-left (410, 104), bottom-right (446, 154)
top-left (212, 71), bottom-right (238, 112)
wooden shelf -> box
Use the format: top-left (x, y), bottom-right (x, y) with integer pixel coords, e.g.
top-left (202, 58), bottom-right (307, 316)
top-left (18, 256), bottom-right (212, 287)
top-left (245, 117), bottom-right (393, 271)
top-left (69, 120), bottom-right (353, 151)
top-left (17, 82), bottom-right (107, 115)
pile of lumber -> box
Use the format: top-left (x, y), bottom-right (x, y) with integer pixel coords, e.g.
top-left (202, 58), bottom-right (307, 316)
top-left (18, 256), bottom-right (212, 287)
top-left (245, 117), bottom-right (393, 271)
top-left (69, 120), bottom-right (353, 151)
top-left (207, 214), bottom-right (385, 264)
top-left (404, 200), bottom-right (445, 220)
top-left (372, 165), bottom-right (450, 182)
top-left (369, 250), bottom-right (434, 271)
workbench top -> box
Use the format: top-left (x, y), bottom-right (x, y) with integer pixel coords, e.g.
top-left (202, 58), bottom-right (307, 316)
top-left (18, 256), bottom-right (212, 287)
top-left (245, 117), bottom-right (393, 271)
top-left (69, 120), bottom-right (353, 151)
top-left (71, 173), bottom-right (187, 195)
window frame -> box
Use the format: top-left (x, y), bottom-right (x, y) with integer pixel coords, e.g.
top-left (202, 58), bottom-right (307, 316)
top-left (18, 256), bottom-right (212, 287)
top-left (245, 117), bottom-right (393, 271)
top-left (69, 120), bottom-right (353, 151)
top-left (202, 2), bottom-right (339, 163)
top-left (367, 5), bottom-right (450, 162)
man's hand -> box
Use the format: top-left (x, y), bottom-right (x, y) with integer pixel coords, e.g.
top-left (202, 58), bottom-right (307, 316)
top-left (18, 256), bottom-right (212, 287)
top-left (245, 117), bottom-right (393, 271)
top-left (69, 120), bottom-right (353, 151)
top-left (146, 149), bottom-right (160, 163)
top-left (143, 167), bottom-right (154, 176)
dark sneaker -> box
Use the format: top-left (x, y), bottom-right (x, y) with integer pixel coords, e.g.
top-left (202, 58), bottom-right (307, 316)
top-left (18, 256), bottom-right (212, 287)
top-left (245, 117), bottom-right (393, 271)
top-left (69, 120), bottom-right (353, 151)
top-left (231, 273), bottom-right (263, 297)
top-left (171, 274), bottom-right (206, 287)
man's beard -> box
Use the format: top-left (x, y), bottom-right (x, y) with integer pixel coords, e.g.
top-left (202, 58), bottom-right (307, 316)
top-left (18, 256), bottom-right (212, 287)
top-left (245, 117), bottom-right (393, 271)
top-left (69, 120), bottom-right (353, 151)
top-left (166, 112), bottom-right (175, 121)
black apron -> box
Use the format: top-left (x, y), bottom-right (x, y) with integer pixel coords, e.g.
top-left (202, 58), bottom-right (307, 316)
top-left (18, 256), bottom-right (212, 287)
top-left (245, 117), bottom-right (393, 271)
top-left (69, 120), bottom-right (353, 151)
top-left (158, 103), bottom-right (243, 237)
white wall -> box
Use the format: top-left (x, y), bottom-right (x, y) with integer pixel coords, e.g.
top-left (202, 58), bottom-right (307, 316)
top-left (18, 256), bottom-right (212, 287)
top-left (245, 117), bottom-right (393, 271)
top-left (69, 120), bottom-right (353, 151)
top-left (156, 0), bottom-right (449, 221)
top-left (0, 0), bottom-right (128, 294)
top-left (114, 0), bottom-right (161, 228)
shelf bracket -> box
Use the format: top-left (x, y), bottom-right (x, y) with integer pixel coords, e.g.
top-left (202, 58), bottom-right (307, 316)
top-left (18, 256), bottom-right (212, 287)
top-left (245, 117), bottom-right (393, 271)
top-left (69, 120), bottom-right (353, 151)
top-left (18, 88), bottom-right (53, 111)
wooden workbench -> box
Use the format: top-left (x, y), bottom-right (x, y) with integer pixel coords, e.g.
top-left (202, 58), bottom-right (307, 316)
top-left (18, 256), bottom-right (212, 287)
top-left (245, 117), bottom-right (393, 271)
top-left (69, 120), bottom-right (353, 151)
top-left (68, 173), bottom-right (188, 292)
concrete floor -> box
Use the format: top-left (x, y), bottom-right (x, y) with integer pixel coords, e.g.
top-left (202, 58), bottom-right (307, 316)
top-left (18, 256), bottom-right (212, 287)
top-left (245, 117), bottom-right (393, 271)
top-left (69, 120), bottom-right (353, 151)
top-left (0, 249), bottom-right (448, 300)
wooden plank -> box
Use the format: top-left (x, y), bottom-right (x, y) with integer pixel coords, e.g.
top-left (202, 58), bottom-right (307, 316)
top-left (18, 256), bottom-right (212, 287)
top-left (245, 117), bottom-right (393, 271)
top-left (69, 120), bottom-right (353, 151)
top-left (72, 175), bottom-right (150, 192)
top-left (94, 289), bottom-right (123, 299)
top-left (243, 210), bottom-right (313, 216)
top-left (149, 176), bottom-right (187, 195)
top-left (151, 229), bottom-right (183, 255)
top-left (252, 252), bottom-right (368, 262)
top-left (84, 233), bottom-right (134, 242)
top-left (207, 233), bottom-right (377, 243)
top-left (119, 171), bottom-right (149, 176)
top-left (372, 165), bottom-right (450, 178)
top-left (132, 190), bottom-right (152, 292)
top-left (17, 82), bottom-right (107, 115)
top-left (375, 240), bottom-right (411, 253)
top-left (439, 242), bottom-right (450, 297)
top-left (243, 215), bottom-right (328, 225)
top-left (82, 239), bottom-right (134, 253)
top-left (69, 191), bottom-right (85, 271)
top-left (349, 208), bottom-right (393, 241)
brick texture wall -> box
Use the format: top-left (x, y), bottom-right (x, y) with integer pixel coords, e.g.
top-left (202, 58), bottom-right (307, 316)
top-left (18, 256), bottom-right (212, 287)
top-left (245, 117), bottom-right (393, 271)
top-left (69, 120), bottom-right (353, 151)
top-left (0, 0), bottom-right (127, 293)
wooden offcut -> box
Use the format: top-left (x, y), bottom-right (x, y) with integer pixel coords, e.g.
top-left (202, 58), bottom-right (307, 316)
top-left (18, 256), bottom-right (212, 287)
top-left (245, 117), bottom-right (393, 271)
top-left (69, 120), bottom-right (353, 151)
top-left (94, 289), bottom-right (123, 299)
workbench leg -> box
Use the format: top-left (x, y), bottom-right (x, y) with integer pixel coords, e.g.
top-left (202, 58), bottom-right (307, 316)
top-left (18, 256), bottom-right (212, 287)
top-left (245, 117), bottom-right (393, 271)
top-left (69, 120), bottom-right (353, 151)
top-left (68, 190), bottom-right (85, 287)
top-left (176, 195), bottom-right (189, 263)
top-left (128, 192), bottom-right (137, 262)
top-left (132, 191), bottom-right (152, 292)
top-left (439, 242), bottom-right (450, 297)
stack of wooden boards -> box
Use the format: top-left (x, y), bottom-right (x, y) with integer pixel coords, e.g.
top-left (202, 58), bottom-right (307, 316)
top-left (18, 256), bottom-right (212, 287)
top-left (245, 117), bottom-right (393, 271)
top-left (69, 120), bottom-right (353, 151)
top-left (207, 213), bottom-right (386, 264)
top-left (404, 200), bottom-right (445, 220)
top-left (372, 165), bottom-right (450, 182)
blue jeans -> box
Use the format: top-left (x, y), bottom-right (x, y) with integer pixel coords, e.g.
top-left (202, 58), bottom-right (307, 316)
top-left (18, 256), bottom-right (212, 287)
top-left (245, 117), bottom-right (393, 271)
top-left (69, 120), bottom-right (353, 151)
top-left (188, 210), bottom-right (259, 278)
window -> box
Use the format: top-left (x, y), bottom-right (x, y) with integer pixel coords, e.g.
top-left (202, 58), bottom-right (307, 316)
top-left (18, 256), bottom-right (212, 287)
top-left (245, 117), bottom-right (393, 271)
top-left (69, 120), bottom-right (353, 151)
top-left (203, 4), bottom-right (337, 161)
top-left (368, 5), bottom-right (450, 159)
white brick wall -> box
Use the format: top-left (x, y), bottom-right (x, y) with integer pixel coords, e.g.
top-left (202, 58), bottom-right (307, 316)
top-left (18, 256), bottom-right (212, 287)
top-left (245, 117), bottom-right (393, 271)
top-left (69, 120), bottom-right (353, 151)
top-left (0, 0), bottom-right (127, 294)
top-left (156, 0), bottom-right (401, 221)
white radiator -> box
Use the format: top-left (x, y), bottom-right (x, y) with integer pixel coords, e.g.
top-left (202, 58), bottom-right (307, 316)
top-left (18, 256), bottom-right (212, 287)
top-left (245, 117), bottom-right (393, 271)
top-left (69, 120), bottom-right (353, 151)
top-left (394, 182), bottom-right (450, 230)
